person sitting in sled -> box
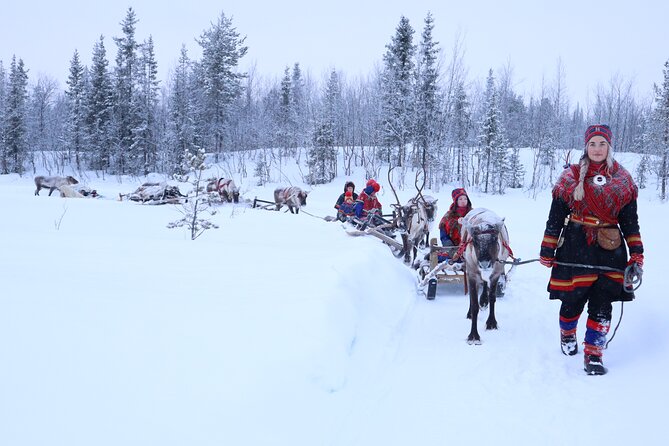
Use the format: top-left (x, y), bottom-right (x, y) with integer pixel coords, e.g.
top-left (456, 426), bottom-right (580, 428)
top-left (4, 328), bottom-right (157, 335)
top-left (338, 190), bottom-right (356, 219)
top-left (437, 188), bottom-right (473, 261)
top-left (354, 179), bottom-right (383, 225)
top-left (335, 181), bottom-right (358, 221)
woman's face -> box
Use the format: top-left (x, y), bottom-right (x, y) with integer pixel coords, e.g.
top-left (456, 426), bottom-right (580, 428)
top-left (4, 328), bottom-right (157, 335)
top-left (456, 195), bottom-right (468, 207)
top-left (347, 186), bottom-right (354, 192)
top-left (586, 136), bottom-right (609, 163)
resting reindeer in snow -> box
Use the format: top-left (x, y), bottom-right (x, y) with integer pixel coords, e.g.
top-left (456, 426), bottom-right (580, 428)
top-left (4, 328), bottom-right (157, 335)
top-left (34, 175), bottom-right (79, 196)
top-left (206, 178), bottom-right (240, 203)
top-left (274, 187), bottom-right (308, 214)
top-left (388, 167), bottom-right (432, 266)
top-left (460, 208), bottom-right (510, 345)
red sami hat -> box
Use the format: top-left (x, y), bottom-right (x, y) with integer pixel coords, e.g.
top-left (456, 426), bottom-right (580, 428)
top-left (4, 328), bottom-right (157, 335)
top-left (584, 124), bottom-right (612, 145)
top-left (452, 188), bottom-right (467, 201)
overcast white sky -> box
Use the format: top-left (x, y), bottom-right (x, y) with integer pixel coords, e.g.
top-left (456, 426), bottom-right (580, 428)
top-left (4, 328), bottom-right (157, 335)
top-left (2, 0), bottom-right (667, 105)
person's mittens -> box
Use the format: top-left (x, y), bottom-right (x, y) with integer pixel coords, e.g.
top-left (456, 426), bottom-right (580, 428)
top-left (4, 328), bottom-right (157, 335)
top-left (539, 256), bottom-right (555, 268)
top-left (628, 253), bottom-right (644, 268)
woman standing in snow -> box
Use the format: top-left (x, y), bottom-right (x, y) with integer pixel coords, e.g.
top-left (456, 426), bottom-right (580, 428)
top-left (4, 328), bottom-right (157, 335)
top-left (539, 124), bottom-right (644, 375)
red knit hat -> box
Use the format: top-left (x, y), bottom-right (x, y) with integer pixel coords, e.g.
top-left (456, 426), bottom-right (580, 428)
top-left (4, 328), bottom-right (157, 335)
top-left (452, 188), bottom-right (467, 202)
top-left (366, 179), bottom-right (376, 187)
top-left (345, 190), bottom-right (353, 198)
top-left (372, 182), bottom-right (380, 192)
top-left (584, 124), bottom-right (612, 145)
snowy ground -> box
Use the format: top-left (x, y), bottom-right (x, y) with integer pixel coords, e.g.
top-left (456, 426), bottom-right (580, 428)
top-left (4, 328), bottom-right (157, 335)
top-left (0, 156), bottom-right (666, 445)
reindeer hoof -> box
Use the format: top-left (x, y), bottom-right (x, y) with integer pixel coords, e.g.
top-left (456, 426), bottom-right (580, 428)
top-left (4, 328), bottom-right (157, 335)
top-left (467, 337), bottom-right (482, 345)
top-left (486, 320), bottom-right (498, 330)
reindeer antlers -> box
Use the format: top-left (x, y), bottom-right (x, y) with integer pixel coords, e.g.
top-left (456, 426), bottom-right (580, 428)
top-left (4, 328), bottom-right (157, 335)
top-left (387, 165), bottom-right (402, 208)
top-left (415, 168), bottom-right (427, 205)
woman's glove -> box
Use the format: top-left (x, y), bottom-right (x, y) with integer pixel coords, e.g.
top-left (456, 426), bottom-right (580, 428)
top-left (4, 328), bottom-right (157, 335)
top-left (539, 256), bottom-right (555, 268)
top-left (628, 253), bottom-right (644, 268)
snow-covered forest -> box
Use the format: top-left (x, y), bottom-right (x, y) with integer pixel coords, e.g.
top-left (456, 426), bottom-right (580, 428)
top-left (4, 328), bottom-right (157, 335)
top-left (1, 7), bottom-right (669, 199)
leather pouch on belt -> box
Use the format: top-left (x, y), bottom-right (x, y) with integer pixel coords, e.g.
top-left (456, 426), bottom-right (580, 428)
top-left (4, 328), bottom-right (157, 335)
top-left (597, 227), bottom-right (621, 250)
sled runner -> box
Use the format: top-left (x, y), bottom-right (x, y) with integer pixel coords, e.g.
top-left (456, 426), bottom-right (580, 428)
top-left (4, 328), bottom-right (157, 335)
top-left (252, 197), bottom-right (277, 211)
top-left (417, 238), bottom-right (468, 299)
top-left (343, 215), bottom-right (404, 253)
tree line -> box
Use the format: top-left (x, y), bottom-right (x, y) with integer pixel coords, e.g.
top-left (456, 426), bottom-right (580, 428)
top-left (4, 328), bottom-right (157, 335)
top-left (1, 8), bottom-right (668, 199)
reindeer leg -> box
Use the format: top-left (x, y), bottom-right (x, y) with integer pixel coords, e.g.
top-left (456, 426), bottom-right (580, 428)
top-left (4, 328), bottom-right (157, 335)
top-left (479, 282), bottom-right (489, 309)
top-left (486, 277), bottom-right (499, 330)
top-left (467, 280), bottom-right (481, 344)
top-left (48, 187), bottom-right (56, 196)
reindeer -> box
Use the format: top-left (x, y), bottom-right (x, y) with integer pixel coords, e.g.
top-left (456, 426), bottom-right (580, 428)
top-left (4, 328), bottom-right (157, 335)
top-left (274, 187), bottom-right (308, 214)
top-left (34, 175), bottom-right (79, 196)
top-left (460, 208), bottom-right (510, 345)
top-left (206, 178), bottom-right (240, 203)
top-left (387, 167), bottom-right (431, 266)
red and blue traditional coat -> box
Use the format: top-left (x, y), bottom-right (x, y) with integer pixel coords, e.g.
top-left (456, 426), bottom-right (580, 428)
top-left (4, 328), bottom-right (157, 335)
top-left (438, 206), bottom-right (470, 246)
top-left (540, 160), bottom-right (643, 302)
top-left (354, 191), bottom-right (382, 218)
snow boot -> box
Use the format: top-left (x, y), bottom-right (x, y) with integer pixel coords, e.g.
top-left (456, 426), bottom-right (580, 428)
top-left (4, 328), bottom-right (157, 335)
top-left (584, 354), bottom-right (608, 375)
top-left (560, 332), bottom-right (578, 356)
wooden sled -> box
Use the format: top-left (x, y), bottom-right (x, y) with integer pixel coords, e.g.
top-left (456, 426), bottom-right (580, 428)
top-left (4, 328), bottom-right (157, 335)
top-left (252, 197), bottom-right (277, 211)
top-left (343, 216), bottom-right (403, 253)
top-left (417, 238), bottom-right (468, 300)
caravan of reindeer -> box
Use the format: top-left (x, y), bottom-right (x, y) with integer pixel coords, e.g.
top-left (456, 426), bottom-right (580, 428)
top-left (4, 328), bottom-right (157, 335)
top-left (32, 170), bottom-right (511, 346)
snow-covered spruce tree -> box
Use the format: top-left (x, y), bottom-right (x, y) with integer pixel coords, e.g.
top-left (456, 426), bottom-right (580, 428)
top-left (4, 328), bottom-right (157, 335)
top-left (632, 105), bottom-right (653, 189)
top-left (653, 60), bottom-right (669, 200)
top-left (308, 70), bottom-right (340, 184)
top-left (291, 63), bottom-right (309, 154)
top-left (449, 80), bottom-right (472, 187)
top-left (193, 12), bottom-right (248, 161)
top-left (112, 7), bottom-right (142, 175)
top-left (507, 147), bottom-right (525, 189)
top-left (86, 36), bottom-right (114, 172)
top-left (477, 69), bottom-right (509, 194)
top-left (380, 16), bottom-right (416, 167)
top-left (63, 50), bottom-right (88, 171)
top-left (497, 67), bottom-right (528, 150)
top-left (636, 154), bottom-right (651, 190)
top-left (2, 56), bottom-right (28, 174)
top-left (277, 66), bottom-right (294, 157)
top-left (166, 45), bottom-right (197, 176)
top-left (414, 12), bottom-right (443, 186)
top-left (168, 148), bottom-right (218, 240)
top-left (134, 35), bottom-right (160, 175)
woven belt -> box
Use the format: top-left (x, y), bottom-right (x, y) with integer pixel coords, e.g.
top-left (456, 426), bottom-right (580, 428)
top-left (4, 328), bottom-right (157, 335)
top-left (570, 214), bottom-right (617, 228)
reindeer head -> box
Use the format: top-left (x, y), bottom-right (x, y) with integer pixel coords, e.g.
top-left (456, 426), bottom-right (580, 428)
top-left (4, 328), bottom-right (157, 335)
top-left (466, 221), bottom-right (504, 270)
top-left (299, 190), bottom-right (308, 206)
top-left (66, 176), bottom-right (79, 185)
top-left (421, 196), bottom-right (438, 221)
